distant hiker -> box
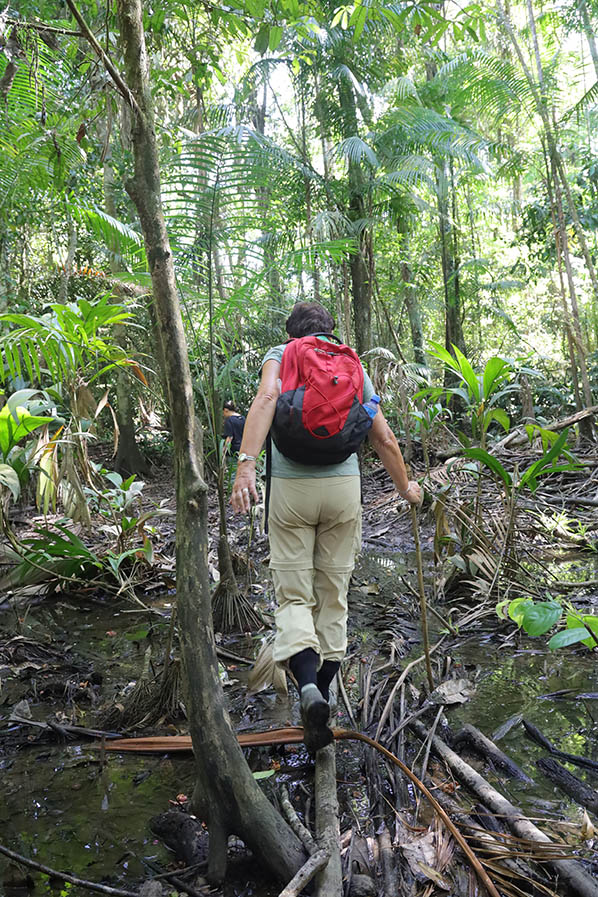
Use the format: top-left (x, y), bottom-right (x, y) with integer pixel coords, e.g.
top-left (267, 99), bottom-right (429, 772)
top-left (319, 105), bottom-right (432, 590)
top-left (222, 401), bottom-right (246, 456)
top-left (231, 302), bottom-right (421, 752)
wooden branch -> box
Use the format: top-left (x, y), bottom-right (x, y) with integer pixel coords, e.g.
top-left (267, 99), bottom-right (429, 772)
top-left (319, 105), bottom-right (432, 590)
top-left (409, 719), bottom-right (598, 897)
top-left (279, 784), bottom-right (318, 856)
top-left (536, 757), bottom-right (598, 815)
top-left (523, 719), bottom-right (598, 771)
top-left (6, 18), bottom-right (83, 35)
top-left (64, 0), bottom-right (141, 116)
top-left (378, 823), bottom-right (398, 896)
top-left (0, 843), bottom-right (138, 897)
top-left (314, 742), bottom-right (342, 896)
top-left (452, 723), bottom-right (535, 783)
top-left (277, 849), bottom-right (329, 897)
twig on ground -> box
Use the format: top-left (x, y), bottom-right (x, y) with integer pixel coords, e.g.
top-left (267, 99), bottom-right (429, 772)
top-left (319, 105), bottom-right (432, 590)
top-left (277, 849), bottom-right (330, 897)
top-left (279, 784), bottom-right (318, 855)
top-left (0, 843), bottom-right (137, 897)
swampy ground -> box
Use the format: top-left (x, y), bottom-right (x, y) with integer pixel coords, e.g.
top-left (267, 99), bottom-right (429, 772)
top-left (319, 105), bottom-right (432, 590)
top-left (1, 455), bottom-right (597, 897)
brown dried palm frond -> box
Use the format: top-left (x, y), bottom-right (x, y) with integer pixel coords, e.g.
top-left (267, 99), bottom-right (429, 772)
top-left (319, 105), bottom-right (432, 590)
top-left (247, 636), bottom-right (287, 695)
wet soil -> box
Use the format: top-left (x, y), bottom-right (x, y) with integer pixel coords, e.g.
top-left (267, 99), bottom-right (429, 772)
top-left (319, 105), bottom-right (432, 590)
top-left (1, 458), bottom-right (598, 896)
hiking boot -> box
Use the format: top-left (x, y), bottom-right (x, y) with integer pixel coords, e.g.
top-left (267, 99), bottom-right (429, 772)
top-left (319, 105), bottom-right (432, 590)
top-left (300, 683), bottom-right (334, 754)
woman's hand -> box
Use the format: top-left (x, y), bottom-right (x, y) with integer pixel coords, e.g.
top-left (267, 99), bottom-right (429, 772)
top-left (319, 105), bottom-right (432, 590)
top-left (399, 480), bottom-right (423, 506)
top-left (231, 463), bottom-right (259, 513)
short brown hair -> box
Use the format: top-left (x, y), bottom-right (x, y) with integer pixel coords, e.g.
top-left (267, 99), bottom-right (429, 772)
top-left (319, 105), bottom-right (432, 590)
top-left (285, 302), bottom-right (335, 338)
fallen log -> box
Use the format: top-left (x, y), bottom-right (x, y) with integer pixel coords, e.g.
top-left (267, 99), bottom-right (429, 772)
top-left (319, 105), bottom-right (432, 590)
top-left (536, 758), bottom-right (598, 815)
top-left (523, 720), bottom-right (598, 772)
top-left (149, 811), bottom-right (208, 866)
top-left (452, 723), bottom-right (534, 783)
top-left (410, 719), bottom-right (598, 897)
top-left (0, 843), bottom-right (137, 897)
top-left (98, 728), bottom-right (502, 897)
top-left (314, 740), bottom-right (342, 896)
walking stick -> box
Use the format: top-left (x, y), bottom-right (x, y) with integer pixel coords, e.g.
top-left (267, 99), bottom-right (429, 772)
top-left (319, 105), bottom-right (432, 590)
top-left (410, 503), bottom-right (435, 691)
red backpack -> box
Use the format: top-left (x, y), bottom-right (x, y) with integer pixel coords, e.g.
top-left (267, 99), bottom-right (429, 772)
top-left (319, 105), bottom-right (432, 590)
top-left (270, 334), bottom-right (373, 465)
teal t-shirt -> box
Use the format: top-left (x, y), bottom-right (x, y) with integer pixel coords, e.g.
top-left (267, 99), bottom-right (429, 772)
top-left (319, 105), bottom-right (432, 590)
top-left (262, 341), bottom-right (375, 478)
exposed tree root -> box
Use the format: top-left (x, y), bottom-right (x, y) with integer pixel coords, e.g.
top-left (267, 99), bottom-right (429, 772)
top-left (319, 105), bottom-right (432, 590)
top-left (211, 580), bottom-right (264, 633)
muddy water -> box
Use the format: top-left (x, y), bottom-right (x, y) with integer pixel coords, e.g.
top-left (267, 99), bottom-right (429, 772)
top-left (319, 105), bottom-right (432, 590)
top-left (1, 554), bottom-right (597, 894)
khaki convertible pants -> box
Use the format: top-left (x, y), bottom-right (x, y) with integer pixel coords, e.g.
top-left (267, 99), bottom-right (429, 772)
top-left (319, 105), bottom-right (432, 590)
top-left (268, 476), bottom-right (361, 664)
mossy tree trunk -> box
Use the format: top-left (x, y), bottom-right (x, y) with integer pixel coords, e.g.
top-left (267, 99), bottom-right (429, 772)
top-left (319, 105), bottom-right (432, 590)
top-left (112, 0), bottom-right (306, 884)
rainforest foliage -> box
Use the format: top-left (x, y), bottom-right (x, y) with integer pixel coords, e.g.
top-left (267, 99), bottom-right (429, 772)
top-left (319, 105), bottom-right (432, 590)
top-left (2, 0), bottom-right (598, 888)
top-left (1, 0), bottom-right (597, 631)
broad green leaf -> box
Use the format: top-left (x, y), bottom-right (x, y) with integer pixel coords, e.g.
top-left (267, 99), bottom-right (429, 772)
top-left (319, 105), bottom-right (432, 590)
top-left (486, 408), bottom-right (510, 432)
top-left (268, 26), bottom-right (283, 51)
top-left (519, 600), bottom-right (562, 637)
top-left (254, 25), bottom-right (270, 55)
top-left (549, 628), bottom-right (590, 650)
top-left (0, 463), bottom-right (20, 500)
top-left (0, 405), bottom-right (54, 459)
top-left (428, 340), bottom-right (461, 375)
top-left (483, 357), bottom-right (510, 398)
top-left (519, 430), bottom-right (576, 492)
top-left (253, 769), bottom-right (275, 780)
top-left (507, 597), bottom-right (532, 627)
top-left (351, 5), bottom-right (367, 40)
top-left (452, 345), bottom-right (480, 401)
top-left (566, 613), bottom-right (598, 648)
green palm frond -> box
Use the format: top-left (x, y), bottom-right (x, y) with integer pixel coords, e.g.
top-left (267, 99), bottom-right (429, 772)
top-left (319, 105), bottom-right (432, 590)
top-left (560, 79), bottom-right (598, 123)
top-left (0, 29), bottom-right (87, 208)
top-left (437, 48), bottom-right (537, 122)
top-left (375, 155), bottom-right (436, 190)
top-left (377, 108), bottom-right (489, 168)
top-left (69, 202), bottom-right (146, 271)
top-left (0, 295), bottom-right (136, 388)
top-left (333, 135), bottom-right (379, 167)
top-left (388, 75), bottom-right (422, 104)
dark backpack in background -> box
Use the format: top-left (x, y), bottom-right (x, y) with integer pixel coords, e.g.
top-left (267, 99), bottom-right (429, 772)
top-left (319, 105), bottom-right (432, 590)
top-left (270, 334), bottom-right (374, 465)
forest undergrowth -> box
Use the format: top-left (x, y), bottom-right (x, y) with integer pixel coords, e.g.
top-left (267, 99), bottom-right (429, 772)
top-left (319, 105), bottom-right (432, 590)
top-left (1, 445), bottom-right (597, 897)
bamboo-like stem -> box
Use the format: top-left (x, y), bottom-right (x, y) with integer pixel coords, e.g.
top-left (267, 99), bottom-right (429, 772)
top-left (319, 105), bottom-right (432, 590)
top-left (410, 504), bottom-right (434, 691)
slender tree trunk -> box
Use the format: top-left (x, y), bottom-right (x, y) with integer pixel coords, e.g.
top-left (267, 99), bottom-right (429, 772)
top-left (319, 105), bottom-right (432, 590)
top-left (337, 75), bottom-right (370, 354)
top-left (498, 0), bottom-right (595, 437)
top-left (113, 0), bottom-right (305, 883)
top-left (300, 82), bottom-right (320, 301)
top-left (396, 211), bottom-right (424, 364)
top-left (103, 99), bottom-right (148, 476)
top-left (579, 0), bottom-right (598, 79)
top-left (0, 234), bottom-right (11, 310)
top-left (255, 80), bottom-right (283, 312)
top-left (58, 216), bottom-right (77, 302)
top-left (436, 160), bottom-right (465, 360)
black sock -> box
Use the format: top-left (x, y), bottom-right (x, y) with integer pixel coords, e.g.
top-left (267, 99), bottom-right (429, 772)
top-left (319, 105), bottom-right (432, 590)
top-left (317, 660), bottom-right (340, 702)
top-left (289, 648), bottom-right (319, 692)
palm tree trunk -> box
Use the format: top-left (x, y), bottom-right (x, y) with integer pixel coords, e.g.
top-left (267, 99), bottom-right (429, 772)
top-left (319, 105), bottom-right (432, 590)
top-left (111, 0), bottom-right (305, 883)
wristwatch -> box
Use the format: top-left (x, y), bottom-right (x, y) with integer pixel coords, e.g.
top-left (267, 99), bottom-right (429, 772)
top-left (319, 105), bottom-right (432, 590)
top-left (238, 453), bottom-right (257, 463)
